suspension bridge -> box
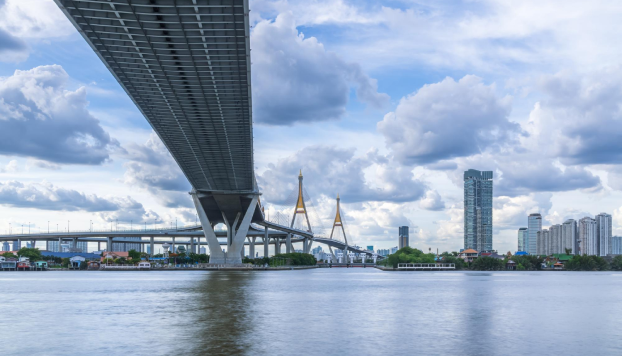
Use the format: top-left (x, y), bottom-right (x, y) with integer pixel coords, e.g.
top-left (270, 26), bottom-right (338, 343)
top-left (0, 0), bottom-right (378, 263)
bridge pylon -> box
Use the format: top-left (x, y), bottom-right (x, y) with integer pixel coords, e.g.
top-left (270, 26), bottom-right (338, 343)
top-left (289, 170), bottom-right (313, 253)
top-left (328, 194), bottom-right (348, 261)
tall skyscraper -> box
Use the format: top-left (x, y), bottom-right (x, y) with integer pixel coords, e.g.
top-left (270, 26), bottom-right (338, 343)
top-left (579, 217), bottom-right (598, 255)
top-left (517, 228), bottom-right (527, 252)
top-left (12, 240), bottom-right (19, 251)
top-left (48, 240), bottom-right (88, 253)
top-left (596, 213), bottom-right (612, 256)
top-left (612, 236), bottom-right (622, 255)
top-left (2, 242), bottom-right (10, 251)
top-left (112, 237), bottom-right (142, 252)
top-left (398, 226), bottom-right (409, 249)
top-left (463, 169), bottom-right (493, 251)
top-left (527, 213), bottom-right (542, 255)
top-left (562, 219), bottom-right (577, 254)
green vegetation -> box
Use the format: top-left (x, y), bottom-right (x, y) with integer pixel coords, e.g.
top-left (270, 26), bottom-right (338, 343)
top-left (439, 252), bottom-right (465, 270)
top-left (274, 253), bottom-right (316, 266)
top-left (380, 247), bottom-right (436, 268)
top-left (611, 255), bottom-right (622, 271)
top-left (1, 252), bottom-right (17, 258)
top-left (565, 255), bottom-right (609, 271)
top-left (17, 247), bottom-right (43, 261)
top-left (510, 255), bottom-right (544, 271)
top-left (128, 249), bottom-right (141, 260)
top-left (470, 256), bottom-right (504, 271)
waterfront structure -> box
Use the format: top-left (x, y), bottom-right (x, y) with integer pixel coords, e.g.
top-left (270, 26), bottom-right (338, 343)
top-left (596, 213), bottom-right (612, 256)
top-left (612, 236), bottom-right (622, 255)
top-left (399, 226), bottom-right (409, 249)
top-left (459, 249), bottom-right (479, 263)
top-left (517, 228), bottom-right (527, 252)
top-left (463, 169), bottom-right (493, 251)
top-left (579, 217), bottom-right (598, 255)
top-left (562, 219), bottom-right (577, 254)
top-left (527, 214), bottom-right (542, 255)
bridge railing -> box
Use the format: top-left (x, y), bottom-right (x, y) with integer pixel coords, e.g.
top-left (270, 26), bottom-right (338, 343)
top-left (397, 263), bottom-right (455, 270)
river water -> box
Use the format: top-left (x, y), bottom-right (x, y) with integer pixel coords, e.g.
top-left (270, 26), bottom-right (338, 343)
top-left (1, 269), bottom-right (621, 355)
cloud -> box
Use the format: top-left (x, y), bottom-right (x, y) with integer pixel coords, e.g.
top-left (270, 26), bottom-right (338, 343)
top-left (0, 0), bottom-right (28, 62)
top-left (494, 193), bottom-right (552, 229)
top-left (123, 133), bottom-right (192, 208)
top-left (0, 180), bottom-right (150, 217)
top-left (419, 190), bottom-right (445, 211)
top-left (0, 65), bottom-right (119, 164)
top-left (0, 0), bottom-right (75, 40)
top-left (449, 152), bottom-right (601, 197)
top-left (257, 145), bottom-right (427, 205)
top-left (378, 75), bottom-right (521, 165)
top-left (251, 12), bottom-right (389, 125)
top-left (525, 67), bottom-right (622, 165)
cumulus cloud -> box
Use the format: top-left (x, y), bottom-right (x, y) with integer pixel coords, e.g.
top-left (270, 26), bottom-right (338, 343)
top-left (419, 190), bottom-right (445, 211)
top-left (525, 67), bottom-right (622, 165)
top-left (378, 75), bottom-right (521, 165)
top-left (257, 145), bottom-right (427, 205)
top-left (251, 12), bottom-right (389, 125)
top-left (0, 65), bottom-right (119, 164)
top-left (0, 0), bottom-right (75, 40)
top-left (0, 0), bottom-right (28, 62)
top-left (0, 180), bottom-right (153, 220)
top-left (494, 193), bottom-right (552, 228)
top-left (123, 133), bottom-right (192, 208)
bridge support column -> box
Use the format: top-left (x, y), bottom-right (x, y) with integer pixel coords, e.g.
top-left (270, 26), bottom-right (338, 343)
top-left (58, 238), bottom-right (62, 252)
top-left (286, 233), bottom-right (292, 253)
top-left (150, 237), bottom-right (155, 256)
top-left (98, 242), bottom-right (101, 251)
top-left (249, 237), bottom-right (256, 259)
top-left (303, 238), bottom-right (308, 254)
top-left (107, 237), bottom-right (113, 252)
top-left (191, 238), bottom-right (195, 254)
top-left (192, 191), bottom-right (258, 265)
top-left (264, 227), bottom-right (269, 257)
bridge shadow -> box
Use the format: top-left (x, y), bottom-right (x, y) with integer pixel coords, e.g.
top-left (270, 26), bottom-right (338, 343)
top-left (186, 272), bottom-right (258, 356)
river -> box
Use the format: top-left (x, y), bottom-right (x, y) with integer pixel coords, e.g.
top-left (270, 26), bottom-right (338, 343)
top-left (1, 269), bottom-right (621, 355)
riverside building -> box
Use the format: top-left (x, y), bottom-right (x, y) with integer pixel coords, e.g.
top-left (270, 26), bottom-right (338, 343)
top-left (463, 169), bottom-right (493, 251)
top-left (579, 217), bottom-right (598, 256)
top-left (596, 213), bottom-right (612, 256)
top-left (562, 219), bottom-right (577, 254)
top-left (398, 226), bottom-right (409, 249)
top-left (527, 213), bottom-right (542, 255)
top-left (517, 228), bottom-right (527, 252)
top-left (612, 236), bottom-right (622, 255)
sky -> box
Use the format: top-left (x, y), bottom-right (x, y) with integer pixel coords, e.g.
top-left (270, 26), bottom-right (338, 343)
top-left (1, 0), bottom-right (622, 254)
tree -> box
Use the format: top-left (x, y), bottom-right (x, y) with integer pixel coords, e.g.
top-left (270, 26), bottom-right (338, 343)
top-left (511, 255), bottom-right (544, 270)
top-left (611, 255), bottom-right (622, 271)
top-left (1, 252), bottom-right (17, 259)
top-left (564, 248), bottom-right (572, 255)
top-left (382, 247), bottom-right (436, 268)
top-left (471, 256), bottom-right (505, 271)
top-left (61, 258), bottom-right (70, 268)
top-left (128, 249), bottom-right (141, 260)
top-left (565, 255), bottom-right (609, 271)
top-left (273, 253), bottom-right (316, 266)
top-left (17, 247), bottom-right (42, 261)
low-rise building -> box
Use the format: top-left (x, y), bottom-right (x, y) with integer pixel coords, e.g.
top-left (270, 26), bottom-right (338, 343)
top-left (459, 249), bottom-right (479, 263)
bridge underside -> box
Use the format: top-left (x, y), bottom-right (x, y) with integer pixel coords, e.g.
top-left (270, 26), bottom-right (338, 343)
top-left (55, 0), bottom-right (263, 263)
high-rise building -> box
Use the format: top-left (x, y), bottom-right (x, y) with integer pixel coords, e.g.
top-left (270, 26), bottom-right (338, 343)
top-left (517, 228), bottom-right (527, 252)
top-left (550, 224), bottom-right (561, 255)
top-left (48, 240), bottom-right (88, 253)
top-left (612, 236), bottom-right (622, 255)
top-left (527, 213), bottom-right (542, 255)
top-left (562, 219), bottom-right (577, 254)
top-left (112, 237), bottom-right (142, 252)
top-left (2, 242), bottom-right (10, 251)
top-left (463, 169), bottom-right (493, 251)
top-left (12, 240), bottom-right (19, 251)
top-left (537, 229), bottom-right (549, 255)
top-left (596, 213), bottom-right (612, 256)
top-left (579, 217), bottom-right (598, 255)
top-left (398, 226), bottom-right (409, 249)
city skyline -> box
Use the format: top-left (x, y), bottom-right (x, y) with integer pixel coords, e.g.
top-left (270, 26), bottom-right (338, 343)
top-left (2, 1), bottom-right (622, 254)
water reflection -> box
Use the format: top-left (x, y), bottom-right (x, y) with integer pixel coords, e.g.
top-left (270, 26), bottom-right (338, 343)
top-left (188, 272), bottom-right (257, 355)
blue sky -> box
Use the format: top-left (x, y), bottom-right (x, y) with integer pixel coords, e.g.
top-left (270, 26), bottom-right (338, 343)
top-left (1, 0), bottom-right (622, 254)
